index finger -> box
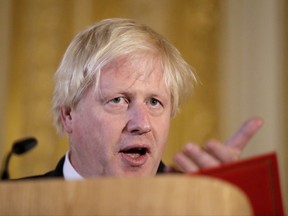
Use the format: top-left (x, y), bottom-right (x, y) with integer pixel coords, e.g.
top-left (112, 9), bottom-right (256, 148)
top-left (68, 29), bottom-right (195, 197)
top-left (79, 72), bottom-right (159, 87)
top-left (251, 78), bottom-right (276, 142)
top-left (225, 116), bottom-right (264, 150)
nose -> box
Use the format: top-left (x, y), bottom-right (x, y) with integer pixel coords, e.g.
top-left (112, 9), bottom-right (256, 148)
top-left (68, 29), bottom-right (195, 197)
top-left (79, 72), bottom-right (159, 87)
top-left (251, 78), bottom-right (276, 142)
top-left (126, 103), bottom-right (151, 135)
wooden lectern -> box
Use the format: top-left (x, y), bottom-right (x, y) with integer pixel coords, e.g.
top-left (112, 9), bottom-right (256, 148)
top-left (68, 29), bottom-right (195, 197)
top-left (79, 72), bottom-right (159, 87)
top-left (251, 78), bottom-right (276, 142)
top-left (0, 175), bottom-right (252, 215)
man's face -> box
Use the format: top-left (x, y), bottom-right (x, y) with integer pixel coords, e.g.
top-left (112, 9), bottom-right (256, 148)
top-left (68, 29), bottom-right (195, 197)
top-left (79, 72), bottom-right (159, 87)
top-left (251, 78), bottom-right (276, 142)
top-left (62, 56), bottom-right (172, 177)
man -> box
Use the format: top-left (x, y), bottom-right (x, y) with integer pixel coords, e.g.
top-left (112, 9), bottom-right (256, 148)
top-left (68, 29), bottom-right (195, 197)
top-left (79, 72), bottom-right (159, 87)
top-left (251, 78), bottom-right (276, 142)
top-left (33, 18), bottom-right (263, 179)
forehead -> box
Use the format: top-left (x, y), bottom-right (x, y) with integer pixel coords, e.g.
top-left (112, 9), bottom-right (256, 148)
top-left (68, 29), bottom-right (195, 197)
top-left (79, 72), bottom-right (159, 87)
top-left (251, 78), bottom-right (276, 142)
top-left (97, 54), bottom-right (169, 95)
top-left (105, 54), bottom-right (161, 75)
top-left (103, 54), bottom-right (164, 82)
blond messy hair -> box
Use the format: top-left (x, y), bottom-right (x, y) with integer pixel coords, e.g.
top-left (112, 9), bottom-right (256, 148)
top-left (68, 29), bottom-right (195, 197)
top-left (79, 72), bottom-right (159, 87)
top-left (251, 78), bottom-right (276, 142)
top-left (52, 18), bottom-right (196, 133)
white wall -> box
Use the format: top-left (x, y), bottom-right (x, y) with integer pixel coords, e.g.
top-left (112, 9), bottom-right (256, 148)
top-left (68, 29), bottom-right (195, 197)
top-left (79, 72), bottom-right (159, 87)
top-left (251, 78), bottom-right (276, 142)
top-left (219, 0), bottom-right (287, 210)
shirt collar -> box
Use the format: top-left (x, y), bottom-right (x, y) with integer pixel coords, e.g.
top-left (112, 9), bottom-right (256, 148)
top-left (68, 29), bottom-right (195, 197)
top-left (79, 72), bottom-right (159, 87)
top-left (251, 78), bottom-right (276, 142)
top-left (63, 151), bottom-right (84, 180)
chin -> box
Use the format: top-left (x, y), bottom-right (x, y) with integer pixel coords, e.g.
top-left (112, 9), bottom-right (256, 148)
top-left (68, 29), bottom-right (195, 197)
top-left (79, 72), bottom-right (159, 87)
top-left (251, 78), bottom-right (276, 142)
top-left (115, 167), bottom-right (157, 177)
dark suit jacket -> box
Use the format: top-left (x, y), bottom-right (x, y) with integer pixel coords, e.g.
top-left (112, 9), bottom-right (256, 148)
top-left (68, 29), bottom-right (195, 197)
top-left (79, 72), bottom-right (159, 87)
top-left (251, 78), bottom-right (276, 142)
top-left (22, 156), bottom-right (166, 179)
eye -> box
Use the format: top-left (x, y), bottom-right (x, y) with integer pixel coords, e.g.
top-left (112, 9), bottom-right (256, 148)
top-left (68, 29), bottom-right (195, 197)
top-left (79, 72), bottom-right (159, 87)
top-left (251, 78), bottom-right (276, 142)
top-left (149, 98), bottom-right (160, 106)
top-left (147, 98), bottom-right (164, 115)
top-left (105, 96), bottom-right (129, 113)
top-left (109, 96), bottom-right (128, 105)
top-left (111, 97), bottom-right (122, 104)
top-left (148, 98), bottom-right (164, 109)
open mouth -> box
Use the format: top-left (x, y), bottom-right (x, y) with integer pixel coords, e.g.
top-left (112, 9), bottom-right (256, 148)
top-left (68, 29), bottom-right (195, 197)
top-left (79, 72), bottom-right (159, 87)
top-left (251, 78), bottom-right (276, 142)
top-left (121, 147), bottom-right (149, 158)
top-left (120, 146), bottom-right (150, 166)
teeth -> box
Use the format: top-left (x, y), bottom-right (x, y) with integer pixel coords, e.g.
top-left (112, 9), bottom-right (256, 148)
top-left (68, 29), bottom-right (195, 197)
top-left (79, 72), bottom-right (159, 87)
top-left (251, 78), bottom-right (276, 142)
top-left (127, 153), bottom-right (141, 158)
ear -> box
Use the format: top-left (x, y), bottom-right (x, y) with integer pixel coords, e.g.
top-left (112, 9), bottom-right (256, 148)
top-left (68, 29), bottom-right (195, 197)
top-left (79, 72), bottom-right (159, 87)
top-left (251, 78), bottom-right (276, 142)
top-left (60, 107), bottom-right (73, 133)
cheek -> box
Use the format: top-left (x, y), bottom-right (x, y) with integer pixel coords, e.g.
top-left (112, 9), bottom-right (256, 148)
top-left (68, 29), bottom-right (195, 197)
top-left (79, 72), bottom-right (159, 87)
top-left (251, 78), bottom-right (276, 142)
top-left (162, 120), bottom-right (171, 145)
top-left (154, 115), bottom-right (171, 145)
top-left (70, 110), bottom-right (102, 148)
top-left (72, 111), bottom-right (126, 149)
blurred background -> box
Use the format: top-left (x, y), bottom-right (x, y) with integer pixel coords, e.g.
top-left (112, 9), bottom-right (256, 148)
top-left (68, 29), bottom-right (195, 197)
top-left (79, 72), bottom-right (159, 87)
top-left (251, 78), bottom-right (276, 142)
top-left (0, 0), bottom-right (287, 210)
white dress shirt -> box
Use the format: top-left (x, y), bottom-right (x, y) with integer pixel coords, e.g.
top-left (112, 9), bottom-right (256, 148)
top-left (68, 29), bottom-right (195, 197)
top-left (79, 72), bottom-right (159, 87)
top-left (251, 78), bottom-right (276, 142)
top-left (63, 152), bottom-right (84, 180)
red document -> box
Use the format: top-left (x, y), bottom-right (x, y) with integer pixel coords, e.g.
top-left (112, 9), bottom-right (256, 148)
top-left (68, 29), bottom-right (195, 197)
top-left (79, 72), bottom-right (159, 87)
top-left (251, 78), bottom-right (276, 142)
top-left (193, 153), bottom-right (284, 216)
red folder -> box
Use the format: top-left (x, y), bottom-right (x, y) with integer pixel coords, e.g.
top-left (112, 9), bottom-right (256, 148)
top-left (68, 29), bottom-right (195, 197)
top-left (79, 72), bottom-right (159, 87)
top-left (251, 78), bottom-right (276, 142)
top-left (193, 153), bottom-right (284, 216)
